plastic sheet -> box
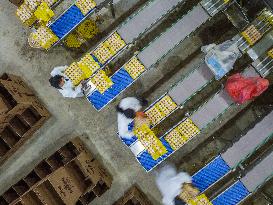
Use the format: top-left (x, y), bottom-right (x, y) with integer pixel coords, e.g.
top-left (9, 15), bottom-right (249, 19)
top-left (202, 40), bottom-right (241, 80)
top-left (225, 73), bottom-right (269, 104)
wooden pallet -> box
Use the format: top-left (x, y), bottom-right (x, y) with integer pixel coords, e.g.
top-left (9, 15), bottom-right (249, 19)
top-left (0, 137), bottom-right (112, 205)
top-left (0, 73), bottom-right (50, 166)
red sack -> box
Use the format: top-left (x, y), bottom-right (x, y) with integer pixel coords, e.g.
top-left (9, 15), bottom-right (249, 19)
top-left (225, 73), bottom-right (269, 104)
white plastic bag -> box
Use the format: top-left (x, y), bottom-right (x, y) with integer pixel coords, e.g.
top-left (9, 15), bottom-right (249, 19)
top-left (202, 40), bottom-right (242, 80)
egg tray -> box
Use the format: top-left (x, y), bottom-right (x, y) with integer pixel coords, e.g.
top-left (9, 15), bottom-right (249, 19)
top-left (93, 44), bottom-right (114, 64)
top-left (156, 95), bottom-right (177, 115)
top-left (43, 0), bottom-right (57, 6)
top-left (268, 48), bottom-right (273, 58)
top-left (64, 34), bottom-right (83, 48)
top-left (134, 125), bottom-right (167, 160)
top-left (176, 118), bottom-right (200, 139)
top-left (188, 194), bottom-right (212, 205)
top-left (64, 63), bottom-right (85, 85)
top-left (34, 2), bottom-right (54, 22)
top-left (25, 0), bottom-right (41, 10)
top-left (32, 26), bottom-right (59, 49)
top-left (165, 128), bottom-right (188, 150)
top-left (104, 32), bottom-right (126, 53)
top-left (241, 25), bottom-right (262, 46)
top-left (91, 70), bottom-right (113, 93)
top-left (78, 54), bottom-right (100, 75)
top-left (16, 4), bottom-right (36, 24)
top-left (76, 0), bottom-right (96, 15)
top-left (76, 19), bottom-right (99, 39)
top-left (258, 9), bottom-right (273, 25)
top-left (124, 57), bottom-right (146, 79)
top-left (145, 105), bottom-right (165, 125)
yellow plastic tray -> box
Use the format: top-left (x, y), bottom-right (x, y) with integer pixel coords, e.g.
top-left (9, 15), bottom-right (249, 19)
top-left (176, 118), bottom-right (200, 139)
top-left (134, 124), bottom-right (167, 160)
top-left (91, 70), bottom-right (113, 93)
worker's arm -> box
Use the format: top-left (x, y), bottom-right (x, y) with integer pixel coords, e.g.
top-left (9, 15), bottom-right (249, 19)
top-left (50, 66), bottom-right (68, 76)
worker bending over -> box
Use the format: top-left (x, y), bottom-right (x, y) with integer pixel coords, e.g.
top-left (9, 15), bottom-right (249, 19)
top-left (49, 66), bottom-right (84, 98)
top-left (117, 97), bottom-right (148, 138)
top-left (156, 164), bottom-right (199, 205)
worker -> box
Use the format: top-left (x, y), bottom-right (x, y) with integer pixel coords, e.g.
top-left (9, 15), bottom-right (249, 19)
top-left (155, 164), bottom-right (193, 205)
top-left (49, 66), bottom-right (84, 98)
top-left (117, 97), bottom-right (148, 138)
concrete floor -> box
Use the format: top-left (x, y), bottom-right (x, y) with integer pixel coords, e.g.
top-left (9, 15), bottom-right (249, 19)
top-left (0, 0), bottom-right (273, 205)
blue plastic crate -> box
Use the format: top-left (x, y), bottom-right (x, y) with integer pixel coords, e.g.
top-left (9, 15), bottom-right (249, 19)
top-left (50, 5), bottom-right (85, 38)
top-left (192, 156), bottom-right (231, 192)
top-left (136, 138), bottom-right (174, 171)
top-left (121, 136), bottom-right (138, 146)
top-left (212, 181), bottom-right (250, 205)
top-left (88, 68), bottom-right (133, 110)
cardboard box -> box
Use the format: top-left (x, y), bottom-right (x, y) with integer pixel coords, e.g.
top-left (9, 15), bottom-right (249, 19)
top-left (113, 185), bottom-right (153, 205)
top-left (8, 0), bottom-right (24, 7)
top-left (0, 97), bottom-right (8, 114)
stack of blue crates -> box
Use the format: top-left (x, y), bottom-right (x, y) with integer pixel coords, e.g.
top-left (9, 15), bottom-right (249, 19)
top-left (50, 5), bottom-right (86, 38)
top-left (192, 156), bottom-right (231, 192)
top-left (212, 181), bottom-right (250, 205)
top-left (88, 68), bottom-right (134, 110)
top-left (137, 138), bottom-right (174, 171)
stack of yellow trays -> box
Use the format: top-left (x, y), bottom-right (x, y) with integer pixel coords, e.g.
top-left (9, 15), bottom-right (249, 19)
top-left (91, 70), bottom-right (113, 93)
top-left (241, 25), bottom-right (262, 46)
top-left (188, 194), bottom-right (212, 205)
top-left (16, 4), bottom-right (36, 26)
top-left (78, 54), bottom-right (100, 76)
top-left (76, 0), bottom-right (96, 15)
top-left (64, 33), bottom-right (83, 48)
top-left (104, 32), bottom-right (126, 53)
top-left (64, 63), bottom-right (85, 86)
top-left (93, 44), bottom-right (113, 64)
top-left (145, 95), bottom-right (177, 126)
top-left (268, 48), bottom-right (273, 58)
top-left (134, 124), bottom-right (167, 160)
top-left (76, 19), bottom-right (99, 39)
top-left (25, 0), bottom-right (41, 10)
top-left (177, 118), bottom-right (200, 139)
top-left (34, 2), bottom-right (54, 23)
top-left (165, 128), bottom-right (188, 150)
top-left (32, 26), bottom-right (59, 49)
top-left (124, 57), bottom-right (146, 79)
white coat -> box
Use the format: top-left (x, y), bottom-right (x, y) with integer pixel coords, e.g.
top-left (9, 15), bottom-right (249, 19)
top-left (156, 164), bottom-right (192, 205)
top-left (117, 97), bottom-right (142, 138)
top-left (50, 66), bottom-right (84, 98)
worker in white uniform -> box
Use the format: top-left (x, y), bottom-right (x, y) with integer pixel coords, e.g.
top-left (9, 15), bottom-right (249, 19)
top-left (49, 66), bottom-right (84, 98)
top-left (156, 164), bottom-right (192, 205)
top-left (117, 97), bottom-right (148, 138)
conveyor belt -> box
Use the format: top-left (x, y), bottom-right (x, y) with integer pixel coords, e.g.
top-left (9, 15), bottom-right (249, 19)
top-left (50, 5), bottom-right (86, 39)
top-left (222, 111), bottom-right (273, 168)
top-left (190, 90), bottom-right (233, 129)
top-left (48, 0), bottom-right (106, 44)
top-left (212, 150), bottom-right (273, 204)
top-left (191, 66), bottom-right (259, 129)
top-left (137, 5), bottom-right (210, 68)
top-left (87, 0), bottom-right (232, 111)
top-left (168, 62), bottom-right (214, 105)
top-left (212, 181), bottom-right (250, 205)
top-left (192, 156), bottom-right (231, 192)
top-left (117, 0), bottom-right (184, 43)
top-left (241, 150), bottom-right (273, 192)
